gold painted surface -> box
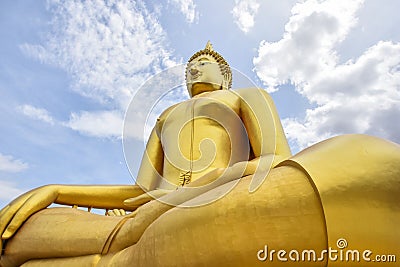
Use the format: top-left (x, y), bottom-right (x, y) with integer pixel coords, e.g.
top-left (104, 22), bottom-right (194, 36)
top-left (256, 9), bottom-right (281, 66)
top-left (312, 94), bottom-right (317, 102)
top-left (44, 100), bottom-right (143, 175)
top-left (279, 134), bottom-right (400, 266)
top-left (19, 166), bottom-right (328, 267)
top-left (0, 42), bottom-right (399, 266)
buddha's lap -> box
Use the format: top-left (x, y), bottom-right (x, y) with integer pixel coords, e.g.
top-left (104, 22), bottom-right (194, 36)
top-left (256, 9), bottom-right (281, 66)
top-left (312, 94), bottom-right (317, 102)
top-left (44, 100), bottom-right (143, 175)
top-left (6, 165), bottom-right (326, 266)
top-left (102, 165), bottom-right (327, 266)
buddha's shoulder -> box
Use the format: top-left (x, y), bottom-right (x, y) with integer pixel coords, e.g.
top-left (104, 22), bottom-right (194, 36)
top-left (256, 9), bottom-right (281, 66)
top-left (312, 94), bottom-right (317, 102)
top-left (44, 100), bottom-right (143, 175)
top-left (234, 87), bottom-right (274, 104)
top-left (235, 87), bottom-right (270, 97)
top-left (158, 103), bottom-right (181, 119)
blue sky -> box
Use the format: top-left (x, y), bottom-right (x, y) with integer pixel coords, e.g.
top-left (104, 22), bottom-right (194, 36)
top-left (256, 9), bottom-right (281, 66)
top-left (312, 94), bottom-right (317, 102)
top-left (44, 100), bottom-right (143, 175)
top-left (1, 0), bottom-right (399, 208)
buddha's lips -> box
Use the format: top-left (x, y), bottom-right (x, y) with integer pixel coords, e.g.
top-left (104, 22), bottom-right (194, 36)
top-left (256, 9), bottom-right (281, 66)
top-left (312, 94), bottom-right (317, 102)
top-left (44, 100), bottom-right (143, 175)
top-left (190, 72), bottom-right (202, 80)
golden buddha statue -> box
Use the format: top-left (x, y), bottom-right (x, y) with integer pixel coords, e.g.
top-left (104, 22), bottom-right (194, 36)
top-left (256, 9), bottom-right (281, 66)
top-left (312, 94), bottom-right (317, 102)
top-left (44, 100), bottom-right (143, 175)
top-left (0, 42), bottom-right (399, 267)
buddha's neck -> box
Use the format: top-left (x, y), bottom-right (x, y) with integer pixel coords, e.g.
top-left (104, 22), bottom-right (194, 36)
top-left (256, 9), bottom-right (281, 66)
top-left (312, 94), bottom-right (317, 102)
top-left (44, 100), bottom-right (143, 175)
top-left (190, 83), bottom-right (221, 97)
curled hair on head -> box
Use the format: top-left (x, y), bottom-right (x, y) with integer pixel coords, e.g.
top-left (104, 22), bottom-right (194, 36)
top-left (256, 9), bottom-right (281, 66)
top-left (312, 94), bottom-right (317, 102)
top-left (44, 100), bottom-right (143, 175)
top-left (186, 41), bottom-right (232, 89)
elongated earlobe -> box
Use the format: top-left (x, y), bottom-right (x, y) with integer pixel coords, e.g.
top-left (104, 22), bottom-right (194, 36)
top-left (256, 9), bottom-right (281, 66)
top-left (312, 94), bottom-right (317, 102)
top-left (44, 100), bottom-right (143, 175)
top-left (222, 73), bottom-right (231, 90)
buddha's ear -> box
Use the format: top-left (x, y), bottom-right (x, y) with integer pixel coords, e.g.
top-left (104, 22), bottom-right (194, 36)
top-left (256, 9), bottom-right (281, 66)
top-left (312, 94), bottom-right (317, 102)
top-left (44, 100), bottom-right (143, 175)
top-left (186, 82), bottom-right (193, 97)
top-left (222, 72), bottom-right (232, 90)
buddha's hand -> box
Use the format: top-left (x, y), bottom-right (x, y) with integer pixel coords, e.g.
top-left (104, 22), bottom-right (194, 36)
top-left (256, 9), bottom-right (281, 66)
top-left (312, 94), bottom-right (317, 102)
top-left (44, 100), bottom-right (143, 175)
top-left (106, 209), bottom-right (127, 216)
top-left (0, 185), bottom-right (59, 247)
top-left (124, 189), bottom-right (172, 208)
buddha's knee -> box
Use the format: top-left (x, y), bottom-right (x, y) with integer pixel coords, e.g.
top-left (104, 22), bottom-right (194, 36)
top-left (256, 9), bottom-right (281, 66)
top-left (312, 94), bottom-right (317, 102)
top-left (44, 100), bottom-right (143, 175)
top-left (109, 166), bottom-right (327, 266)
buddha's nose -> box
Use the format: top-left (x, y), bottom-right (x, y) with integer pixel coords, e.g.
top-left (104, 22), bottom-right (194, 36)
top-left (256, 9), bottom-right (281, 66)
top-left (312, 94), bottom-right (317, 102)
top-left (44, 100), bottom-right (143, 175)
top-left (190, 68), bottom-right (199, 75)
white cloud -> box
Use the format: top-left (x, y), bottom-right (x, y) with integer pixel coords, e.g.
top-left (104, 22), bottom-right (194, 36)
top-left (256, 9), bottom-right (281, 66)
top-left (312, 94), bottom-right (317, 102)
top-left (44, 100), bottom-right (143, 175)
top-left (19, 0), bottom-right (179, 140)
top-left (253, 0), bottom-right (400, 151)
top-left (65, 110), bottom-right (123, 139)
top-left (0, 181), bottom-right (25, 202)
top-left (17, 104), bottom-right (125, 140)
top-left (0, 153), bottom-right (28, 173)
top-left (254, 0), bottom-right (364, 92)
top-left (17, 104), bottom-right (55, 125)
top-left (169, 0), bottom-right (199, 24)
top-left (231, 0), bottom-right (260, 33)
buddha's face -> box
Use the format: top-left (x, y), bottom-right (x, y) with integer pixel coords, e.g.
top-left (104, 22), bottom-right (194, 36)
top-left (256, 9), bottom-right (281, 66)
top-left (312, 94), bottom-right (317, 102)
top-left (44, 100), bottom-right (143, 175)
top-left (186, 55), bottom-right (227, 97)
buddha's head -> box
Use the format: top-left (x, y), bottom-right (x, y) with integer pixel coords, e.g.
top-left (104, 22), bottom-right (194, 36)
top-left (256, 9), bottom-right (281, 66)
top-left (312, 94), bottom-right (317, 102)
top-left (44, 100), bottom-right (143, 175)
top-left (186, 41), bottom-right (232, 97)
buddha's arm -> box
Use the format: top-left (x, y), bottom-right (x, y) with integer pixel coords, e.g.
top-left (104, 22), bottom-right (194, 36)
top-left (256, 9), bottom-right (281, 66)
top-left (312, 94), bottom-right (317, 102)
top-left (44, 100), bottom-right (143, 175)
top-left (124, 127), bottom-right (175, 207)
top-left (234, 88), bottom-right (292, 191)
top-left (135, 127), bottom-right (164, 191)
top-left (0, 185), bottom-right (145, 241)
top-left (55, 184), bottom-right (145, 209)
top-left (0, 129), bottom-right (167, 242)
top-left (238, 88), bottom-right (291, 164)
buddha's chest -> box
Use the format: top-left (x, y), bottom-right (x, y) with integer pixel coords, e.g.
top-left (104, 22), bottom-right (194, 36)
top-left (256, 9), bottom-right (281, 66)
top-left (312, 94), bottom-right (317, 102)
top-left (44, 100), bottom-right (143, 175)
top-left (156, 91), bottom-right (242, 135)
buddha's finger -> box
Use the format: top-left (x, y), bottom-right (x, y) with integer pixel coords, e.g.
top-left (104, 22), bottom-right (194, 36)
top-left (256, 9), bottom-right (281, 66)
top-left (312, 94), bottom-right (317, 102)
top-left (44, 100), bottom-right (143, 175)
top-left (0, 194), bottom-right (32, 239)
top-left (2, 190), bottom-right (57, 239)
top-left (0, 206), bottom-right (10, 237)
top-left (0, 206), bottom-right (10, 254)
top-left (113, 209), bottom-right (122, 216)
top-left (0, 191), bottom-right (31, 220)
top-left (123, 195), bottom-right (151, 207)
top-left (119, 209), bottom-right (126, 216)
top-left (0, 205), bottom-right (13, 240)
top-left (0, 205), bottom-right (10, 219)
